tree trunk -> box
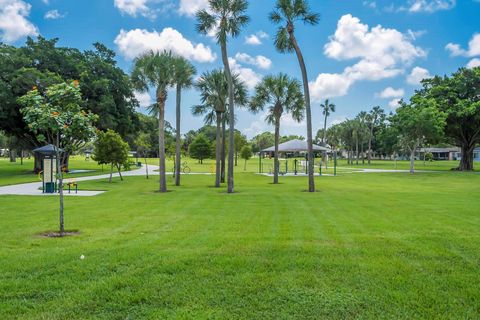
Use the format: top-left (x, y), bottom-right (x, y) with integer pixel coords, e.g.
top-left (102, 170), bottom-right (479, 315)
top-left (9, 149), bottom-right (16, 162)
top-left (274, 119), bottom-right (280, 184)
top-left (244, 159), bottom-right (247, 171)
top-left (221, 117), bottom-right (226, 183)
top-left (34, 153), bottom-right (42, 173)
top-left (322, 114), bottom-right (328, 145)
top-left (109, 163), bottom-right (113, 182)
top-left (144, 156), bottom-right (149, 179)
top-left (20, 149), bottom-right (23, 165)
top-left (355, 138), bottom-right (359, 165)
top-left (220, 41), bottom-right (235, 193)
top-left (459, 143), bottom-right (475, 171)
top-left (235, 151), bottom-right (238, 166)
top-left (117, 164), bottom-right (123, 181)
top-left (368, 128), bottom-right (373, 165)
top-left (410, 148), bottom-right (415, 174)
top-left (361, 143), bottom-right (365, 164)
top-left (175, 85), bottom-right (182, 186)
top-left (215, 112), bottom-right (222, 188)
top-left (289, 28), bottom-right (315, 192)
top-left (56, 133), bottom-right (64, 236)
top-left (158, 94), bottom-right (167, 193)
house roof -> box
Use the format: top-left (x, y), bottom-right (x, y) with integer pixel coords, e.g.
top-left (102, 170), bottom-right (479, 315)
top-left (261, 139), bottom-right (330, 153)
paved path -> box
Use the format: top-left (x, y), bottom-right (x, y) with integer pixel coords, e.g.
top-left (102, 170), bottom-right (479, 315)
top-left (0, 165), bottom-right (158, 197)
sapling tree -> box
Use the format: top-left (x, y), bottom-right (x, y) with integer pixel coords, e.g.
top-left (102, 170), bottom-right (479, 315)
top-left (18, 81), bottom-right (97, 235)
top-left (93, 130), bottom-right (130, 182)
top-left (240, 145), bottom-right (253, 171)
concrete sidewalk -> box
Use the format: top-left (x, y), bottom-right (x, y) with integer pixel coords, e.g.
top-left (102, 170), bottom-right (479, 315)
top-left (0, 165), bottom-right (158, 197)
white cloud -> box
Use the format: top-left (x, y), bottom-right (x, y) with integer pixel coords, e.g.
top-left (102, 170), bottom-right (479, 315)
top-left (309, 73), bottom-right (353, 100)
top-left (134, 91), bottom-right (153, 107)
top-left (234, 53), bottom-right (272, 70)
top-left (245, 31), bottom-right (269, 46)
top-left (228, 57), bottom-right (262, 90)
top-left (324, 14), bottom-right (426, 64)
top-left (407, 66), bottom-right (431, 85)
top-left (114, 0), bottom-right (151, 18)
top-left (0, 0), bottom-right (38, 43)
top-left (407, 0), bottom-right (456, 13)
top-left (178, 0), bottom-right (208, 16)
top-left (42, 0), bottom-right (49, 4)
top-left (388, 98), bottom-right (402, 110)
top-left (378, 87), bottom-right (405, 99)
top-left (310, 14), bottom-right (425, 102)
top-left (44, 9), bottom-right (65, 19)
top-left (245, 35), bottom-right (261, 45)
top-left (114, 28), bottom-right (216, 62)
top-left (467, 58), bottom-right (480, 69)
top-left (363, 1), bottom-right (377, 9)
top-left (446, 33), bottom-right (480, 57)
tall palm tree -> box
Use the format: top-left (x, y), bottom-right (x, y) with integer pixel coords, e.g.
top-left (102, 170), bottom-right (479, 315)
top-left (193, 70), bottom-right (247, 187)
top-left (320, 99), bottom-right (335, 145)
top-left (366, 106), bottom-right (385, 165)
top-left (131, 50), bottom-right (175, 193)
top-left (173, 57), bottom-right (196, 186)
top-left (250, 74), bottom-right (304, 184)
top-left (196, 0), bottom-right (250, 193)
top-left (270, 0), bottom-right (319, 192)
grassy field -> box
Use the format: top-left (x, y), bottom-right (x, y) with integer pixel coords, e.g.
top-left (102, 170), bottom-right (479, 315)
top-left (1, 164), bottom-right (479, 318)
top-left (1, 154), bottom-right (465, 187)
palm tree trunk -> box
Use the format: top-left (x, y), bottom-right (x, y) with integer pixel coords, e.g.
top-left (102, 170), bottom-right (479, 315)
top-left (158, 97), bottom-right (167, 193)
top-left (220, 41), bottom-right (235, 193)
top-left (274, 119), bottom-right (280, 184)
top-left (368, 128), bottom-right (373, 165)
top-left (289, 29), bottom-right (315, 192)
top-left (175, 85), bottom-right (182, 186)
top-left (221, 117), bottom-right (226, 183)
top-left (215, 112), bottom-right (222, 187)
top-left (322, 114), bottom-right (328, 145)
top-left (355, 137), bottom-right (359, 165)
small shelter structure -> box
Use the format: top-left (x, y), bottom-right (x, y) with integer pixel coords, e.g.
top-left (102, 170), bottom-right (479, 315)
top-left (33, 144), bottom-right (63, 193)
top-left (259, 139), bottom-right (335, 175)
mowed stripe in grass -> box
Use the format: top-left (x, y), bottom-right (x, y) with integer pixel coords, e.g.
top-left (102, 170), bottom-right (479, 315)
top-left (0, 172), bottom-right (479, 319)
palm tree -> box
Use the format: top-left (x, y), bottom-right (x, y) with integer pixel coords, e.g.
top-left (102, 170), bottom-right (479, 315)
top-left (196, 0), bottom-right (250, 194)
top-left (250, 74), bottom-right (304, 184)
top-left (131, 50), bottom-right (176, 193)
top-left (270, 0), bottom-right (320, 192)
top-left (320, 99), bottom-right (335, 145)
top-left (173, 57), bottom-right (196, 186)
top-left (193, 70), bottom-right (247, 187)
top-left (366, 106), bottom-right (385, 165)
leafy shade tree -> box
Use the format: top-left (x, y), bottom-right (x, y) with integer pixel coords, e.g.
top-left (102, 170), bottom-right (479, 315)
top-left (320, 99), bottom-right (335, 145)
top-left (421, 67), bottom-right (480, 171)
top-left (0, 39), bottom-right (139, 172)
top-left (270, 0), bottom-right (320, 192)
top-left (193, 70), bottom-right (248, 187)
top-left (251, 132), bottom-right (275, 153)
top-left (189, 134), bottom-right (212, 164)
top-left (18, 81), bottom-right (97, 236)
top-left (196, 0), bottom-right (250, 193)
top-left (173, 57), bottom-right (196, 186)
top-left (366, 106), bottom-right (386, 164)
top-left (240, 145), bottom-right (253, 170)
top-left (131, 50), bottom-right (176, 193)
top-left (391, 96), bottom-right (446, 174)
top-left (250, 73), bottom-right (304, 184)
top-left (234, 131), bottom-right (247, 166)
top-left (135, 132), bottom-right (151, 179)
top-left (93, 130), bottom-right (130, 182)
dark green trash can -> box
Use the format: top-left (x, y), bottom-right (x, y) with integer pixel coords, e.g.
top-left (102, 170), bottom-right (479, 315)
top-left (45, 182), bottom-right (56, 194)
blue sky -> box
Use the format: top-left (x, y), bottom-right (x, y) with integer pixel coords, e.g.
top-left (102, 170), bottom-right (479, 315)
top-left (1, 0), bottom-right (479, 138)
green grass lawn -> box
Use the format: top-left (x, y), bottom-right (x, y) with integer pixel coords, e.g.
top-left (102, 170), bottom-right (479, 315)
top-left (1, 169), bottom-right (479, 318)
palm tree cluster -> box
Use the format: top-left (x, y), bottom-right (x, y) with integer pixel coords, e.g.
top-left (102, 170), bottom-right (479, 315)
top-left (130, 0), bottom-right (322, 193)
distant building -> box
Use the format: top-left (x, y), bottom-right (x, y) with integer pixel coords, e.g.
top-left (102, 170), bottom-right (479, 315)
top-left (419, 147), bottom-right (480, 161)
